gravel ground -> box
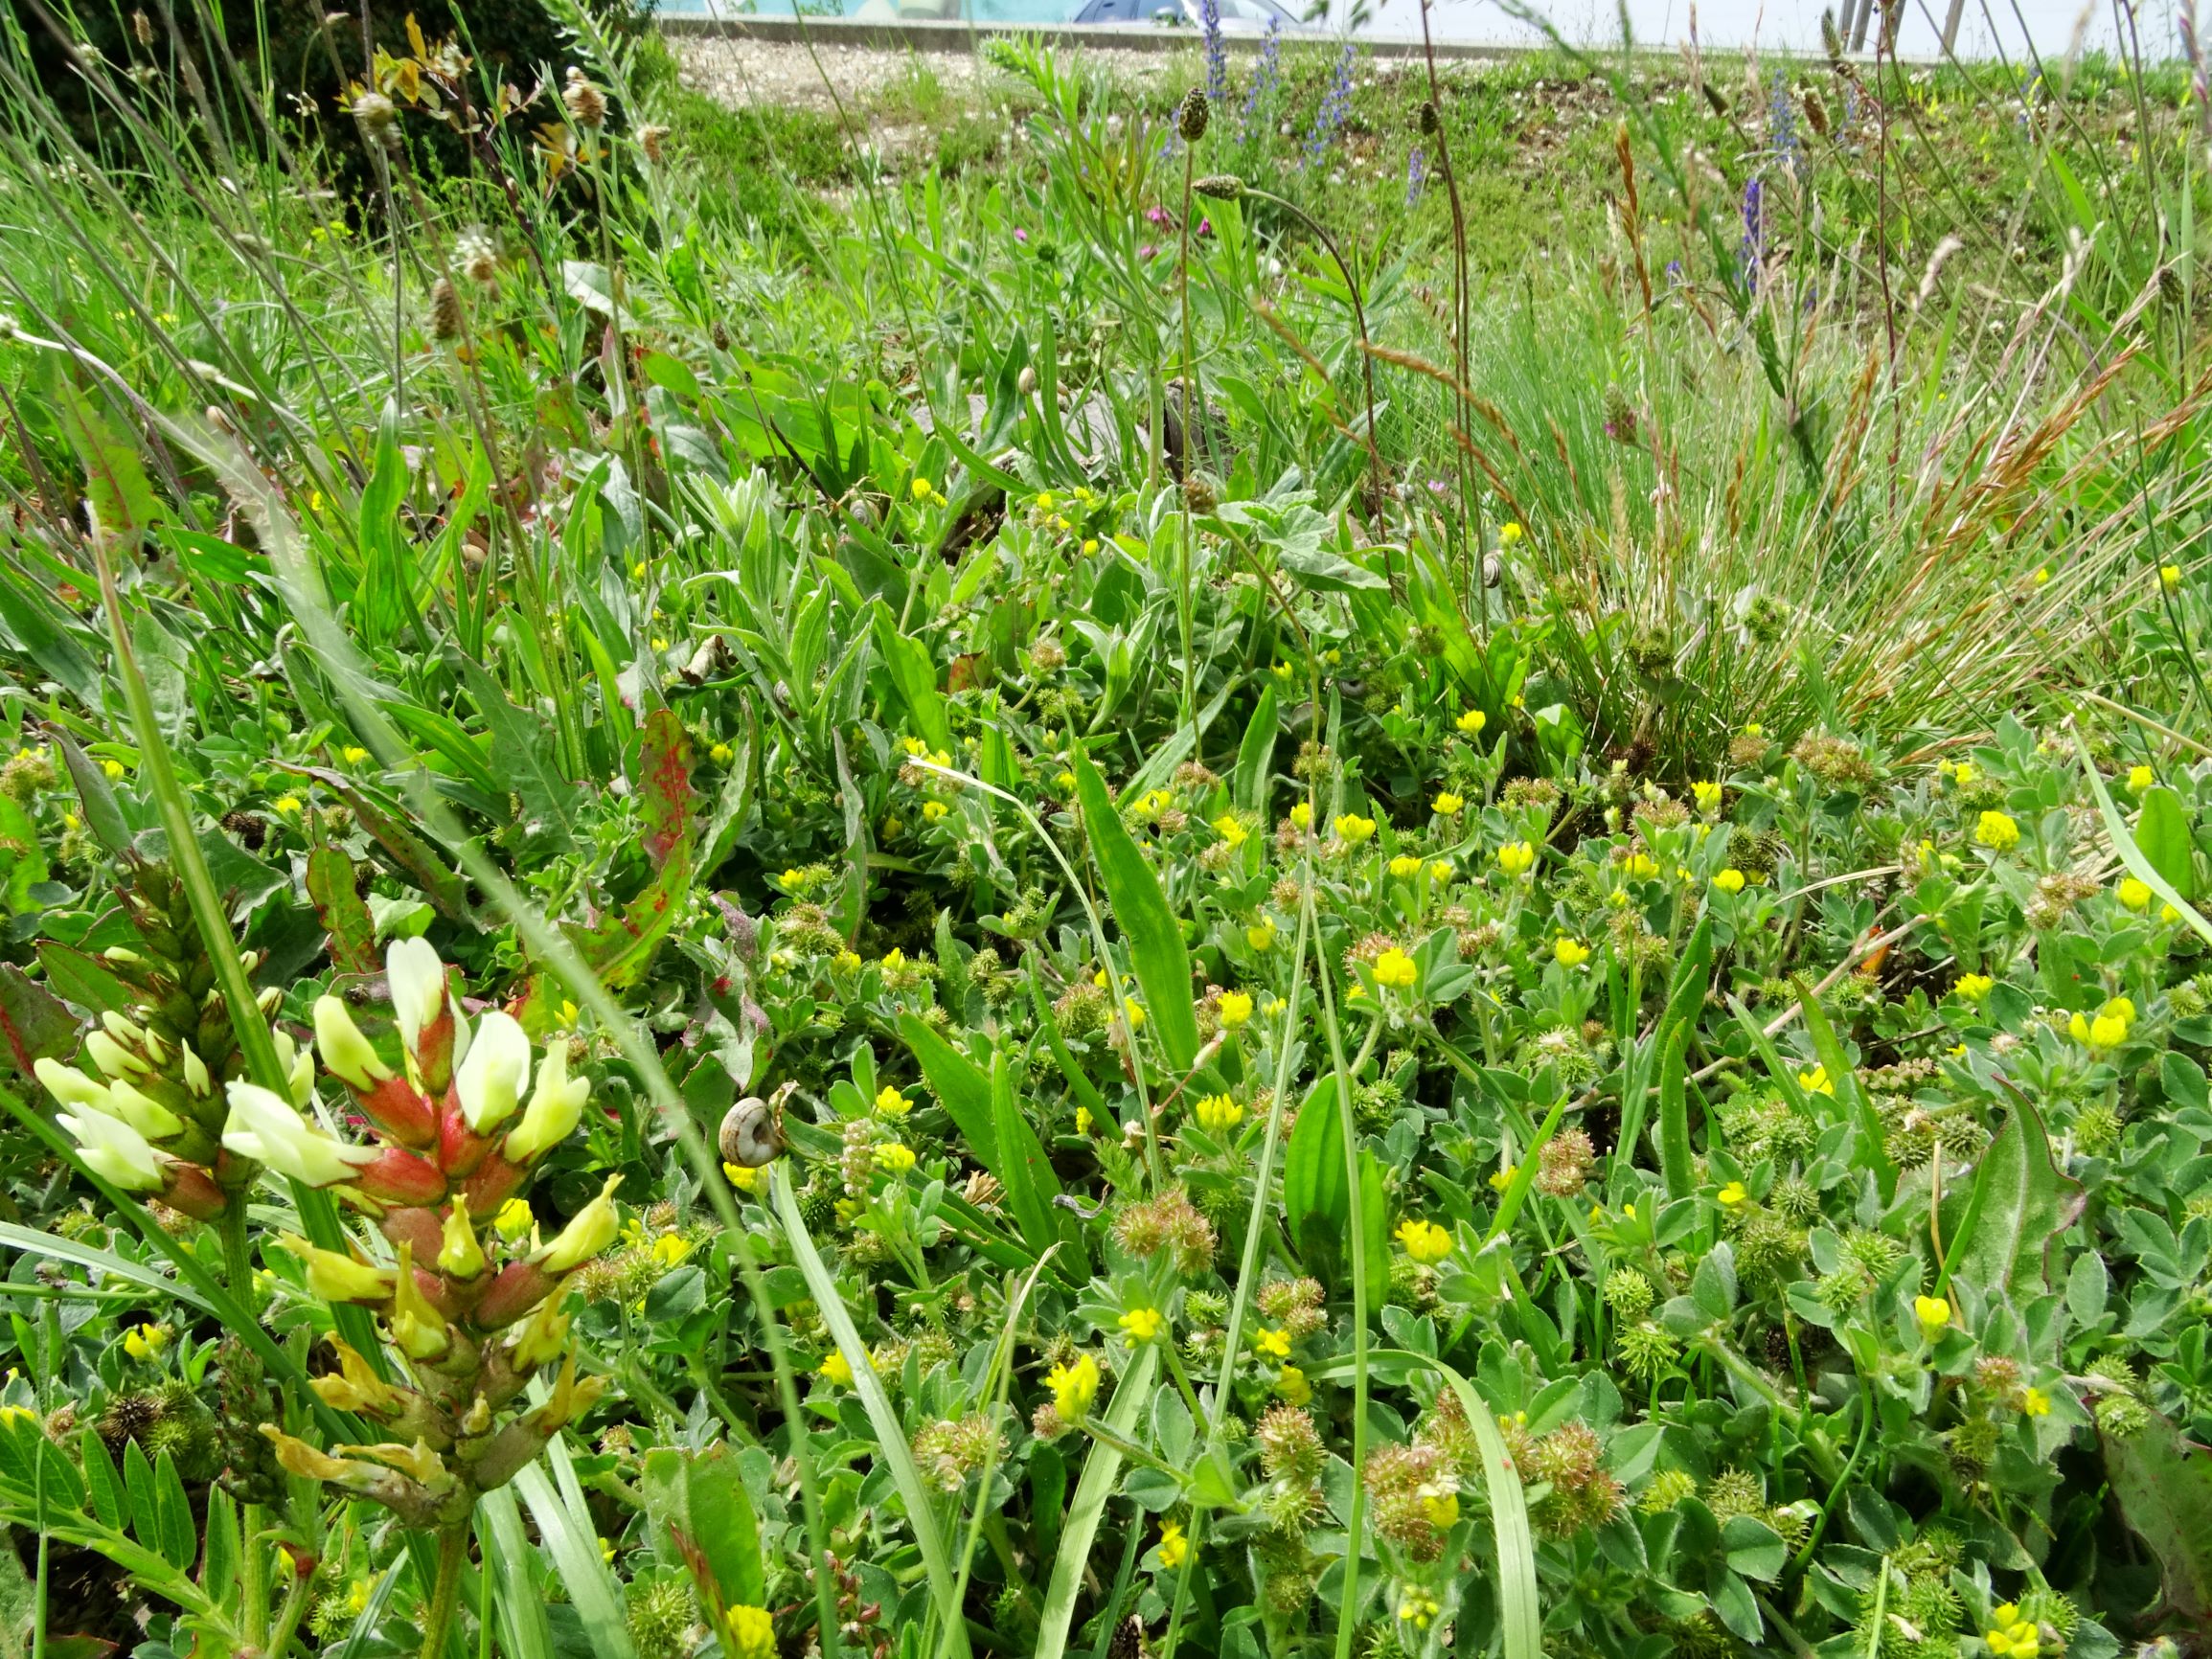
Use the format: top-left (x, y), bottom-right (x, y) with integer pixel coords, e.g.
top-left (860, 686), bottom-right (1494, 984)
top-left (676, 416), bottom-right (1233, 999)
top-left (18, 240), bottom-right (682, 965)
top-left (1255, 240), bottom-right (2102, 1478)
top-left (674, 34), bottom-right (1180, 112)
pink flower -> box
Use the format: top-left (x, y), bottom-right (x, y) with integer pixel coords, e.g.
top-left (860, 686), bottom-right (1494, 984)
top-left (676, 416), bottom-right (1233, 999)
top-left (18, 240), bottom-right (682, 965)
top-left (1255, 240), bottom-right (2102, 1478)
top-left (1015, 227), bottom-right (1029, 243)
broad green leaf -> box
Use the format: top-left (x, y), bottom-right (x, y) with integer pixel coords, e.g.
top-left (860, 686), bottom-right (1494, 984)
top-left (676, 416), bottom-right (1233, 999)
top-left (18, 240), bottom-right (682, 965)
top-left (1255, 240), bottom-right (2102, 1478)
top-left (1944, 1093), bottom-right (2083, 1303)
top-left (872, 603), bottom-right (950, 753)
top-left (1234, 683), bottom-right (1278, 817)
top-left (49, 364), bottom-right (163, 544)
top-left (637, 708), bottom-right (697, 871)
top-left (150, 1449), bottom-right (195, 1570)
top-left (2137, 784), bottom-right (2197, 898)
top-left (1284, 1075), bottom-right (1349, 1284)
top-left (306, 842), bottom-right (380, 975)
top-left (988, 1047), bottom-right (1082, 1269)
top-left (1072, 750), bottom-right (1200, 1074)
top-left (566, 847), bottom-right (692, 990)
top-left (50, 726), bottom-right (133, 856)
top-left (640, 1443), bottom-right (764, 1609)
top-left (1657, 1023), bottom-right (1694, 1200)
top-left (450, 649), bottom-right (579, 851)
top-left (1035, 1344), bottom-right (1160, 1659)
top-left (1795, 982), bottom-right (1896, 1203)
top-left (901, 1013), bottom-right (999, 1170)
top-left (0, 963), bottom-right (77, 1077)
top-left (2105, 1406), bottom-right (2212, 1624)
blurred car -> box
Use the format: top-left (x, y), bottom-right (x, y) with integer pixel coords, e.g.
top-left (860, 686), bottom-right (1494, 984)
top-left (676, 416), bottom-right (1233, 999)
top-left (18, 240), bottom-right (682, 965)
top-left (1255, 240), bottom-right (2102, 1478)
top-left (1072, 0), bottom-right (1301, 31)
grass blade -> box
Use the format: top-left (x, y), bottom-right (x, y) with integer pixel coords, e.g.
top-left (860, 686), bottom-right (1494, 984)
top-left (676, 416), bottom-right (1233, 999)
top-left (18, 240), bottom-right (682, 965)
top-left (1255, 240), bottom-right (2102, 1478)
top-left (1072, 749), bottom-right (1200, 1074)
top-left (772, 1164), bottom-right (970, 1658)
top-left (1034, 1345), bottom-right (1159, 1659)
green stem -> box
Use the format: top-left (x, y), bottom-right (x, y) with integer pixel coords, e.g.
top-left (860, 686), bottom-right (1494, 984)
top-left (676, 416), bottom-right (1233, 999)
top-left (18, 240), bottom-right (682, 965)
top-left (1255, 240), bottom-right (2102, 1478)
top-left (1176, 138), bottom-right (1199, 759)
top-left (419, 1519), bottom-right (471, 1659)
top-left (265, 1557), bottom-right (315, 1659)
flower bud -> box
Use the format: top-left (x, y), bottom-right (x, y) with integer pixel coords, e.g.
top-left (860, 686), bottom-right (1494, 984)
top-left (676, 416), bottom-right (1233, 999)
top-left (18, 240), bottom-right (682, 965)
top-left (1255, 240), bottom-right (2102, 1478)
top-left (454, 1010), bottom-right (531, 1135)
top-left (315, 995), bottom-right (392, 1091)
top-left (1193, 173), bottom-right (1246, 201)
top-left (563, 69), bottom-right (607, 131)
top-left (34, 1057), bottom-right (109, 1113)
top-left (430, 277), bottom-right (462, 343)
top-left (472, 1259), bottom-right (556, 1329)
top-left (504, 1041), bottom-right (586, 1163)
top-left (386, 939), bottom-right (451, 1071)
top-left (439, 1204), bottom-right (486, 1280)
top-left (279, 1233), bottom-right (396, 1303)
top-left (103, 1078), bottom-right (185, 1140)
top-left (509, 1282), bottom-right (574, 1371)
top-left (84, 1030), bottom-right (149, 1079)
top-left (352, 90), bottom-right (397, 137)
top-left (353, 1145), bottom-right (449, 1207)
top-left (534, 1173), bottom-right (622, 1273)
top-left (387, 1243), bottom-right (450, 1361)
top-left (58, 1105), bottom-right (164, 1190)
top-left (220, 1083), bottom-right (377, 1188)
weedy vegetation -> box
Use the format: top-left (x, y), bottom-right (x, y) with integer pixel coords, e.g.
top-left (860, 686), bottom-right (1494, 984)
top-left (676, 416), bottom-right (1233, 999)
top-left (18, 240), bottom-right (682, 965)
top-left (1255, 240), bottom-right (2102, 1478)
top-left (3, 0), bottom-right (2212, 1656)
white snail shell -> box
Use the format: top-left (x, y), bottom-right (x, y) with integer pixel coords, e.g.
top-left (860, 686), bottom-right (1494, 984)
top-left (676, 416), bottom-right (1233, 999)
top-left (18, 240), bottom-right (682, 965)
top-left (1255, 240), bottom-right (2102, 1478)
top-left (719, 1094), bottom-right (783, 1167)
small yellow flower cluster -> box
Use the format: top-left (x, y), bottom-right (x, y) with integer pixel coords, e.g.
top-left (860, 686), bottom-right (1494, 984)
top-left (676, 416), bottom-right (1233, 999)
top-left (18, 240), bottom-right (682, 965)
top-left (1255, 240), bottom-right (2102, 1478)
top-left (1194, 1093), bottom-right (1244, 1134)
top-left (1217, 990), bottom-right (1253, 1028)
top-left (1395, 1217), bottom-right (1452, 1263)
top-left (1985, 1604), bottom-right (2041, 1659)
top-left (1798, 1065), bottom-right (1836, 1097)
top-left (1334, 813), bottom-right (1377, 844)
top-left (1974, 809), bottom-right (2021, 852)
top-left (1497, 841), bottom-right (1536, 877)
top-left (1953, 973), bottom-right (1995, 1003)
top-left (1553, 937), bottom-right (1590, 968)
top-left (1914, 1295), bottom-right (1951, 1336)
top-left (1711, 868), bottom-right (1746, 895)
top-left (1119, 1307), bottom-right (1164, 1343)
top-left (2117, 876), bottom-right (2153, 911)
top-left (1156, 1519), bottom-right (1190, 1569)
top-left (2068, 996), bottom-right (2135, 1052)
top-left (1373, 948), bottom-right (1418, 989)
top-left (1046, 1353), bottom-right (1100, 1420)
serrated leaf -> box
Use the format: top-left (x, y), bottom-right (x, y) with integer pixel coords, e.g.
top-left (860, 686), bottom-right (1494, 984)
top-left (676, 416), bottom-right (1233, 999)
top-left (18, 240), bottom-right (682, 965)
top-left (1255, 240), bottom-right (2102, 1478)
top-left (2105, 1406), bottom-right (2212, 1623)
top-left (1946, 1094), bottom-right (2084, 1304)
top-left (306, 842), bottom-right (379, 975)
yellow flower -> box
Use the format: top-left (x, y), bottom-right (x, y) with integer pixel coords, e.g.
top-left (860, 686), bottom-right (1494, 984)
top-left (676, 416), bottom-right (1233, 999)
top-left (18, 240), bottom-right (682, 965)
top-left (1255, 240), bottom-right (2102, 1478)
top-left (1798, 1065), bottom-right (1836, 1097)
top-left (272, 795), bottom-right (304, 817)
top-left (2022, 1386), bottom-right (2051, 1417)
top-left (1974, 810), bottom-right (2021, 852)
top-left (709, 741), bottom-right (734, 764)
top-left (123, 1322), bottom-right (169, 1360)
top-left (1488, 1165), bottom-right (1516, 1192)
top-left (2084, 1012), bottom-right (2130, 1049)
top-left (1421, 1489), bottom-right (1461, 1529)
top-left (1428, 859), bottom-right (1453, 880)
top-left (1455, 709), bottom-right (1487, 735)
top-left (1218, 990), bottom-right (1253, 1028)
top-left (880, 947), bottom-right (905, 969)
top-left (1395, 1218), bottom-right (1452, 1263)
top-left (1692, 780), bottom-right (1722, 813)
top-left (1276, 1365), bottom-right (1311, 1404)
top-left (1712, 868), bottom-right (1746, 895)
top-left (1496, 840), bottom-right (1536, 876)
top-left (1213, 813), bottom-right (1248, 848)
top-left (1289, 802), bottom-right (1312, 830)
top-left (2160, 563), bottom-right (2181, 592)
top-left (1553, 937), bottom-right (1590, 968)
top-left (922, 800), bottom-right (949, 822)
top-left (1083, 538), bottom-right (1100, 556)
top-left (1194, 1093), bottom-right (1244, 1134)
top-left (727, 1604), bottom-right (777, 1659)
top-left (2106, 995), bottom-right (2136, 1023)
top-left (1389, 854), bottom-right (1425, 878)
top-left (2033, 565), bottom-right (2052, 585)
top-left (1374, 948), bottom-right (1418, 989)
top-left (1745, 721), bottom-right (1764, 738)
top-left (911, 476), bottom-right (934, 500)
top-left (1075, 1106), bottom-right (1093, 1134)
top-left (876, 1085), bottom-right (912, 1117)
top-left (1624, 852), bottom-right (1658, 879)
top-left (1499, 521), bottom-right (1523, 544)
top-left (1432, 790), bottom-right (1465, 814)
top-left (650, 1233), bottom-right (693, 1267)
top-left (1334, 813), bottom-right (1377, 844)
top-left (1953, 973), bottom-right (1995, 1002)
top-left (2119, 877), bottom-right (2153, 911)
top-left (834, 949), bottom-right (861, 972)
top-left (1246, 921), bottom-right (1276, 951)
top-left (2129, 764), bottom-right (2155, 789)
top-left (1124, 998), bottom-right (1146, 1031)
top-left (876, 1142), bottom-right (917, 1174)
top-left (1718, 1181), bottom-right (1747, 1208)
top-left (1913, 1295), bottom-right (1951, 1335)
top-left (493, 1197), bottom-right (535, 1241)
top-left (1155, 1519), bottom-right (1189, 1569)
top-left (818, 1352), bottom-right (855, 1387)
top-left (335, 746), bottom-right (368, 766)
top-left (1254, 1327), bottom-right (1291, 1360)
top-left (1119, 1307), bottom-right (1164, 1343)
top-left (1046, 1353), bottom-right (1100, 1420)
top-left (724, 1161), bottom-right (760, 1192)
top-left (630, 560), bottom-right (649, 580)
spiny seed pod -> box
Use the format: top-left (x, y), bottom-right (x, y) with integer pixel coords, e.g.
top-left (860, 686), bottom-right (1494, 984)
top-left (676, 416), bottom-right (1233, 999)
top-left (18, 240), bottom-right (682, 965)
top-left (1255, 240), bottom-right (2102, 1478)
top-left (639, 123), bottom-right (669, 163)
top-left (563, 69), bottom-right (607, 132)
top-left (1193, 173), bottom-right (1244, 200)
top-left (353, 90), bottom-right (398, 137)
top-left (1419, 100), bottom-right (1440, 136)
top-left (1177, 87), bottom-right (1209, 143)
top-left (430, 278), bottom-right (462, 343)
top-left (1183, 474), bottom-right (1218, 514)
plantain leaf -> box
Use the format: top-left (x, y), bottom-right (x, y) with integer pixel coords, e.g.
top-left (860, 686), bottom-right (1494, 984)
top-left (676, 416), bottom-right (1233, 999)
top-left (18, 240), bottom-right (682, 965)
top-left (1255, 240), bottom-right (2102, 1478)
top-left (1944, 1092), bottom-right (2083, 1304)
top-left (640, 1442), bottom-right (764, 1610)
top-left (2105, 1406), bottom-right (2212, 1624)
top-left (872, 602), bottom-right (951, 753)
top-left (901, 1013), bottom-right (999, 1170)
top-left (1657, 1022), bottom-right (1695, 1200)
top-left (637, 707), bottom-right (697, 871)
top-left (1072, 750), bottom-right (1200, 1074)
top-left (1233, 684), bottom-right (1278, 817)
top-left (988, 1046), bottom-right (1078, 1267)
top-left (2136, 784), bottom-right (2198, 899)
top-left (306, 840), bottom-right (380, 975)
top-left (1284, 1075), bottom-right (1349, 1284)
